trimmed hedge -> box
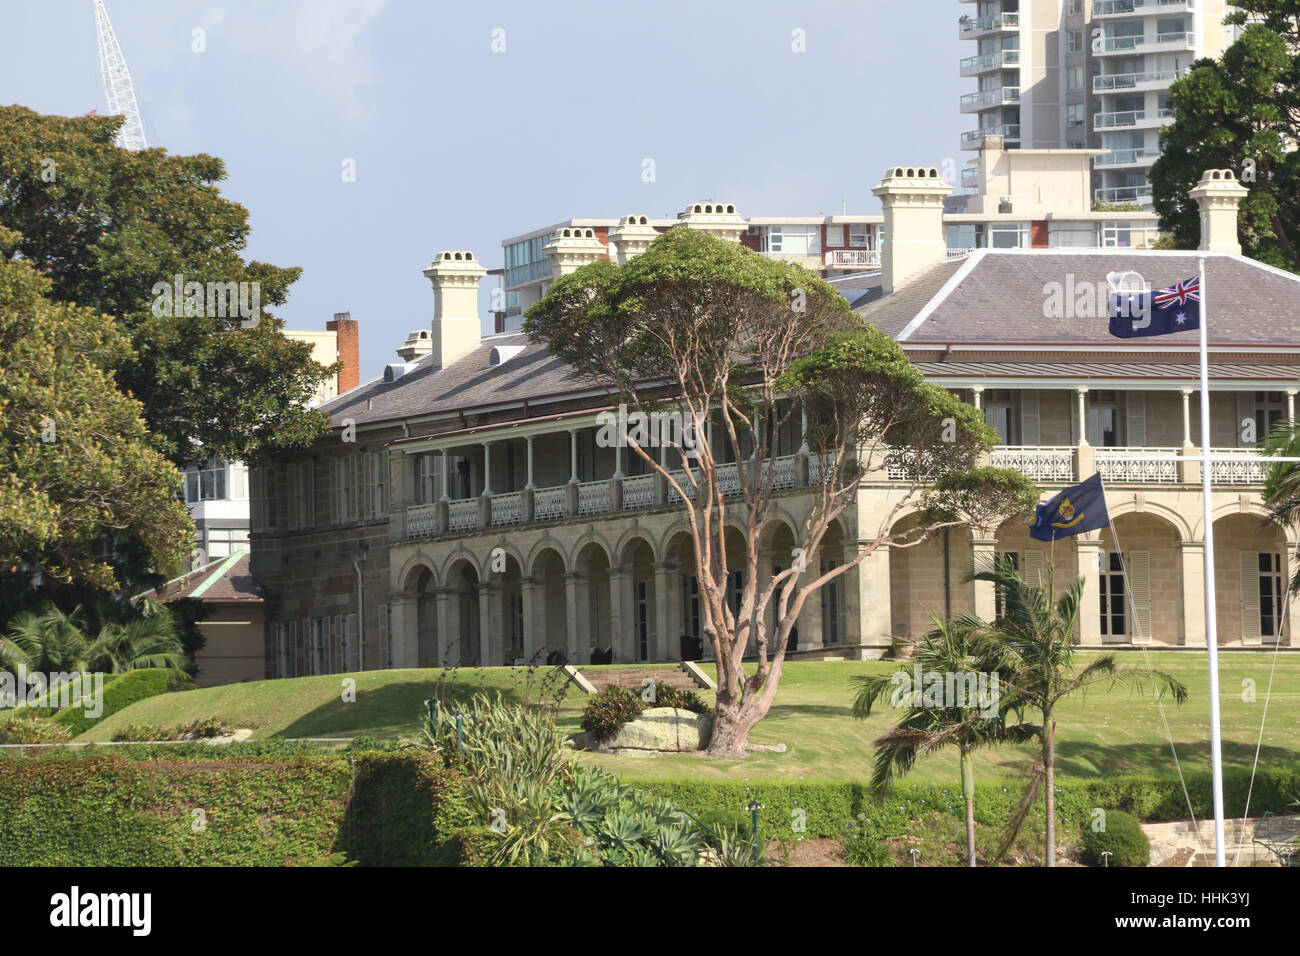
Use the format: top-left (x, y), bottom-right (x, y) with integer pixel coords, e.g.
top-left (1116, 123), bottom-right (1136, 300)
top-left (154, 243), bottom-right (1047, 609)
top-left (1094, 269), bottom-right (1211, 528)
top-left (50, 668), bottom-right (171, 736)
top-left (0, 750), bottom-right (472, 866)
top-left (632, 765), bottom-right (1300, 844)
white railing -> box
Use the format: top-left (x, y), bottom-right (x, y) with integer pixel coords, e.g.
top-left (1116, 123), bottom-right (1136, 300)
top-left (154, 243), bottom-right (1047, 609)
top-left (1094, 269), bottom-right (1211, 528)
top-left (960, 50), bottom-right (1020, 71)
top-left (1095, 0), bottom-right (1190, 14)
top-left (958, 11), bottom-right (1019, 35)
top-left (768, 455), bottom-right (798, 491)
top-left (717, 462), bottom-right (743, 497)
top-left (577, 480), bottom-right (610, 515)
top-left (1095, 185), bottom-right (1154, 204)
top-left (666, 470), bottom-right (700, 503)
top-left (808, 454), bottom-right (834, 485)
top-left (991, 446), bottom-right (1076, 482)
top-left (490, 491), bottom-right (522, 527)
top-left (1094, 108), bottom-right (1173, 128)
top-left (534, 485), bottom-right (567, 521)
top-left (824, 249), bottom-right (880, 268)
top-left (1096, 148), bottom-right (1158, 166)
top-left (407, 502), bottom-right (439, 538)
top-left (1094, 69), bottom-right (1182, 91)
top-left (1095, 447), bottom-right (1180, 483)
top-left (1210, 449), bottom-right (1268, 485)
top-left (947, 247), bottom-right (977, 259)
top-left (962, 124), bottom-right (1021, 143)
top-left (960, 87), bottom-right (1020, 109)
top-left (621, 473), bottom-right (656, 510)
top-left (447, 498), bottom-right (479, 533)
top-left (1101, 31), bottom-right (1194, 52)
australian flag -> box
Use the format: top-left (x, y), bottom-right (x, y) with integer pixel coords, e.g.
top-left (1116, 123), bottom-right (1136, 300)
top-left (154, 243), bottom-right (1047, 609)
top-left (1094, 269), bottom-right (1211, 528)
top-left (1029, 473), bottom-right (1111, 542)
top-left (1109, 275), bottom-right (1200, 338)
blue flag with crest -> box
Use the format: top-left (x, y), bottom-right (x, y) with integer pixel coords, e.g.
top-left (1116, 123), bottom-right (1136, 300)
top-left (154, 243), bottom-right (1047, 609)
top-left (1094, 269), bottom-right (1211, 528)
top-left (1029, 473), bottom-right (1111, 542)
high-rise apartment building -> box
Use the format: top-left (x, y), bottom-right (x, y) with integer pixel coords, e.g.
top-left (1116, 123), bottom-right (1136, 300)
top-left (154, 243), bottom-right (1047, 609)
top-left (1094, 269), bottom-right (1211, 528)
top-left (959, 0), bottom-right (1242, 208)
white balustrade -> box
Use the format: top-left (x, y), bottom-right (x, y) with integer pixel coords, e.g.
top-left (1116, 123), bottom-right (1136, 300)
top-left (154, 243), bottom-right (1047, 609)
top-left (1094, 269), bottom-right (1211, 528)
top-left (533, 485), bottom-right (568, 521)
top-left (577, 480), bottom-right (610, 515)
top-left (490, 491), bottom-right (522, 527)
top-left (991, 446), bottom-right (1076, 482)
top-left (768, 454), bottom-right (798, 491)
top-left (621, 474), bottom-right (656, 510)
top-left (407, 502), bottom-right (438, 538)
top-left (1209, 449), bottom-right (1268, 485)
top-left (1095, 447), bottom-right (1179, 483)
top-left (447, 498), bottom-right (479, 533)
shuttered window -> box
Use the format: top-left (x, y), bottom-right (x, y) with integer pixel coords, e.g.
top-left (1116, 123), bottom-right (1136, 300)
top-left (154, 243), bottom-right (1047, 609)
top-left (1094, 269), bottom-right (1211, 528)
top-left (377, 604), bottom-right (389, 670)
top-left (1240, 551), bottom-right (1262, 643)
top-left (1127, 549), bottom-right (1151, 643)
top-left (1020, 391), bottom-right (1040, 446)
top-left (1125, 393), bottom-right (1146, 448)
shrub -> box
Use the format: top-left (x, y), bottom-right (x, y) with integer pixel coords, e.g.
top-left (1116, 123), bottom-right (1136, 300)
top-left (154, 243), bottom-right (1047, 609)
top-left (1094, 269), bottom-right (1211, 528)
top-left (0, 709), bottom-right (73, 744)
top-left (50, 668), bottom-right (170, 736)
top-left (1080, 809), bottom-right (1150, 867)
top-left (110, 718), bottom-right (233, 742)
top-left (580, 687), bottom-right (645, 742)
top-left (651, 683), bottom-right (709, 715)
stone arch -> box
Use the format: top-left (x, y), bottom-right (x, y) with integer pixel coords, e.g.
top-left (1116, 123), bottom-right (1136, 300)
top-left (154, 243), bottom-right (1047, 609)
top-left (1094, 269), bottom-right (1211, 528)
top-left (1211, 511), bottom-right (1291, 646)
top-left (887, 511), bottom-right (974, 641)
top-left (569, 529), bottom-right (615, 570)
top-left (440, 543), bottom-right (486, 583)
top-left (1192, 500), bottom-right (1279, 540)
top-left (397, 552), bottom-right (438, 593)
top-left (526, 539), bottom-right (569, 578)
top-left (1099, 510), bottom-right (1185, 645)
top-left (1108, 498), bottom-right (1192, 541)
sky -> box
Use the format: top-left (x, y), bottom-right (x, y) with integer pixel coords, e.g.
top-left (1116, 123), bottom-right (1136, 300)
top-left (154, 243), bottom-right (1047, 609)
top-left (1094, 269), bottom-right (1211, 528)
top-left (1, 0), bottom-right (966, 380)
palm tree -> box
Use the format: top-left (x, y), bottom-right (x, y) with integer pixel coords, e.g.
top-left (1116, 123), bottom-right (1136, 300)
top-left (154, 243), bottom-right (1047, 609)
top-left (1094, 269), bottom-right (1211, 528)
top-left (1263, 419), bottom-right (1300, 590)
top-left (0, 603), bottom-right (187, 677)
top-left (851, 613), bottom-right (1037, 866)
top-left (972, 558), bottom-right (1188, 867)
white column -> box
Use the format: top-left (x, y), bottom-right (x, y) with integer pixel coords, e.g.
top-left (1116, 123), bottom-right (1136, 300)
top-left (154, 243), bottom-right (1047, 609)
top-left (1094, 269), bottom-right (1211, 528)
top-left (564, 571), bottom-right (582, 662)
top-left (609, 567), bottom-right (634, 663)
top-left (1076, 538), bottom-right (1103, 646)
top-left (614, 435), bottom-right (624, 479)
top-left (1181, 388), bottom-right (1193, 445)
top-left (481, 442), bottom-right (492, 496)
top-left (520, 578), bottom-right (543, 662)
top-left (971, 385), bottom-right (984, 411)
top-left (1287, 390), bottom-right (1297, 423)
top-left (798, 407), bottom-right (809, 453)
top-left (569, 429), bottom-right (579, 483)
top-left (440, 449), bottom-right (450, 500)
top-left (653, 562), bottom-right (680, 663)
top-left (525, 435), bottom-right (535, 489)
top-left (971, 539), bottom-right (998, 622)
top-left (1180, 541), bottom-right (1207, 646)
top-left (1076, 387), bottom-right (1089, 445)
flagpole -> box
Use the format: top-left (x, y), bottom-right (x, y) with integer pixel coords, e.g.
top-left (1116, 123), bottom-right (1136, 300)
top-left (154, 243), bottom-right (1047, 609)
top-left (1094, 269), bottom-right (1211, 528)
top-left (1197, 254), bottom-right (1227, 868)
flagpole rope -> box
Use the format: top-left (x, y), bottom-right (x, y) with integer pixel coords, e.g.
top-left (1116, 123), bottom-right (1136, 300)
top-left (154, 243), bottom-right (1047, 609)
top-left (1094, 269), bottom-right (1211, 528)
top-left (1102, 516), bottom-right (1207, 857)
top-left (1231, 578), bottom-right (1286, 866)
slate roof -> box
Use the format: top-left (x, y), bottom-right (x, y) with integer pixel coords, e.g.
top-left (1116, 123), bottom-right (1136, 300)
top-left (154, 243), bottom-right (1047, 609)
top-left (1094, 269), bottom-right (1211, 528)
top-left (856, 250), bottom-right (1300, 346)
top-left (145, 551), bottom-right (263, 604)
top-left (912, 361), bottom-right (1299, 381)
top-left (319, 332), bottom-right (592, 428)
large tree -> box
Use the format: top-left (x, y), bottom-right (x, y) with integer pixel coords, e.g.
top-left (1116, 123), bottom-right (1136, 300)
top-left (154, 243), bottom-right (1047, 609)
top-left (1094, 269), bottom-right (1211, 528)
top-left (0, 106), bottom-right (332, 465)
top-left (1150, 17), bottom-right (1299, 270)
top-left (526, 228), bottom-right (1038, 756)
top-left (0, 227), bottom-right (191, 598)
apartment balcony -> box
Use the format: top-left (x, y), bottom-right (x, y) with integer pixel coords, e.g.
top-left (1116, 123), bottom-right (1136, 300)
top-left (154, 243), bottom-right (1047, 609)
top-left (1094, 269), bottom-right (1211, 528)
top-left (1094, 108), bottom-right (1174, 130)
top-left (823, 249), bottom-right (880, 271)
top-left (1095, 148), bottom-right (1159, 168)
top-left (1093, 0), bottom-right (1194, 17)
top-left (961, 166), bottom-right (981, 188)
top-left (960, 87), bottom-right (1020, 114)
top-left (1097, 31), bottom-right (1195, 55)
top-left (760, 250), bottom-right (823, 269)
top-left (959, 50), bottom-right (1020, 77)
top-left (1094, 185), bottom-right (1154, 205)
top-left (962, 124), bottom-right (1021, 150)
top-left (1094, 69), bottom-right (1183, 93)
top-left (957, 11), bottom-right (1019, 39)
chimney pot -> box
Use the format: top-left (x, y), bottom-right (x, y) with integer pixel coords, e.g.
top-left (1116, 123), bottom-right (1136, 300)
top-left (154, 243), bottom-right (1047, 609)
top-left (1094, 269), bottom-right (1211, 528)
top-left (1188, 169), bottom-right (1249, 255)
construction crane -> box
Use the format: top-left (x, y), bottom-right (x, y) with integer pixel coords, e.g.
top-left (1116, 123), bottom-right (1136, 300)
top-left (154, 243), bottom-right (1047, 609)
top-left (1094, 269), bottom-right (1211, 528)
top-left (92, 0), bottom-right (147, 150)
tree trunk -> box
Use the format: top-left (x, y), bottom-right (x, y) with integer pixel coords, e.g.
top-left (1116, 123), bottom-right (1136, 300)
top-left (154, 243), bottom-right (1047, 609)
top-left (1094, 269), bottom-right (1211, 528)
top-left (705, 700), bottom-right (761, 757)
top-left (1044, 715), bottom-right (1056, 868)
top-left (960, 747), bottom-right (977, 867)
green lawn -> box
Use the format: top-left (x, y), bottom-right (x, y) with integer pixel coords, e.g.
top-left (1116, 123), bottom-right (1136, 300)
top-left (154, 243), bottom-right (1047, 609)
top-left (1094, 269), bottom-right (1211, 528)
top-left (81, 655), bottom-right (1300, 792)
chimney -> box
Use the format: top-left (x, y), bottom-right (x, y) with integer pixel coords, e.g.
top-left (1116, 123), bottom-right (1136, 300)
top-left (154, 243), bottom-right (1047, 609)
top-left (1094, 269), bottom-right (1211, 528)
top-left (1188, 169), bottom-right (1248, 255)
top-left (543, 226), bottom-right (607, 278)
top-left (325, 312), bottom-right (359, 393)
top-left (608, 214), bottom-right (659, 265)
top-left (677, 202), bottom-right (746, 242)
top-left (872, 166), bottom-right (952, 295)
top-left (422, 250), bottom-right (487, 369)
top-left (396, 328), bottom-right (432, 362)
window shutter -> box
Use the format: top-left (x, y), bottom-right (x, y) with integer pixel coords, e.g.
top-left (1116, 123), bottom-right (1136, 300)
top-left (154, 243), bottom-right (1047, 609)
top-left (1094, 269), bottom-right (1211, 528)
top-left (1024, 549), bottom-right (1045, 590)
top-left (1020, 391), bottom-right (1040, 446)
top-left (1126, 393), bottom-right (1146, 448)
top-left (1237, 392), bottom-right (1255, 447)
top-left (290, 622), bottom-right (300, 677)
top-left (347, 612), bottom-right (359, 671)
top-left (1127, 549), bottom-right (1151, 642)
top-left (1240, 551), bottom-right (1262, 643)
top-left (377, 604), bottom-right (389, 671)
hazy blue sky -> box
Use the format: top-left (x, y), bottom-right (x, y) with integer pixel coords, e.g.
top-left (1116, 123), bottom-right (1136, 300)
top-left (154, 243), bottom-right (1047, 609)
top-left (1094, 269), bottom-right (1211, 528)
top-left (2, 1), bottom-right (966, 378)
